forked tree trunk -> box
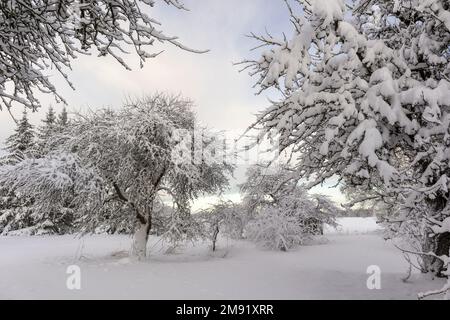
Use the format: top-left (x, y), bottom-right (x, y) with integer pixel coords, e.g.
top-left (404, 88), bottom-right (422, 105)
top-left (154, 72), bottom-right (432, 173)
top-left (131, 209), bottom-right (152, 260)
top-left (111, 183), bottom-right (155, 260)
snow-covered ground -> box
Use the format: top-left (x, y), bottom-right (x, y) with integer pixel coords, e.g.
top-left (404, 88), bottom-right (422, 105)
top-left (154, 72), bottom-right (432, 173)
top-left (324, 217), bottom-right (383, 234)
top-left (0, 218), bottom-right (445, 299)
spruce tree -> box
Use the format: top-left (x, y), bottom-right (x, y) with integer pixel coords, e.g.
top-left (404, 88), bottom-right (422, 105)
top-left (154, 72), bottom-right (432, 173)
top-left (57, 106), bottom-right (69, 127)
top-left (1, 109), bottom-right (35, 234)
top-left (3, 109), bottom-right (35, 164)
top-left (42, 105), bottom-right (56, 127)
top-left (36, 106), bottom-right (57, 157)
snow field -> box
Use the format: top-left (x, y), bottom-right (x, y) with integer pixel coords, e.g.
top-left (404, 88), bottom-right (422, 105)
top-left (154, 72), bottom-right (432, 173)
top-left (0, 218), bottom-right (444, 299)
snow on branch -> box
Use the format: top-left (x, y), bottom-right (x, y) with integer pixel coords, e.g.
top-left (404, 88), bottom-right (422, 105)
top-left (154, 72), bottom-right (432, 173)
top-left (0, 0), bottom-right (206, 112)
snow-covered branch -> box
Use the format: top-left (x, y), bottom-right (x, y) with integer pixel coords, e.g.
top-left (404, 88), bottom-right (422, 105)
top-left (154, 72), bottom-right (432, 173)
top-left (0, 1), bottom-right (205, 112)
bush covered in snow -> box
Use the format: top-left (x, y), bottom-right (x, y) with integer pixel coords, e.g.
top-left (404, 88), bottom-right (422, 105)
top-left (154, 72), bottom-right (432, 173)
top-left (196, 201), bottom-right (249, 251)
top-left (246, 206), bottom-right (311, 251)
top-left (240, 165), bottom-right (340, 251)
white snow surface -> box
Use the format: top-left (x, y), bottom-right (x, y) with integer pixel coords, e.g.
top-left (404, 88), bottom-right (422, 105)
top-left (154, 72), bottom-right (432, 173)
top-left (0, 218), bottom-right (444, 299)
top-left (324, 217), bottom-right (383, 235)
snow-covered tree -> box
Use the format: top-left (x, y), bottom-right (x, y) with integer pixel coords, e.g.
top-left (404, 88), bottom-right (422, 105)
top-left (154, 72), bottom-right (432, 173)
top-left (240, 165), bottom-right (339, 250)
top-left (2, 109), bottom-right (35, 164)
top-left (245, 206), bottom-right (310, 251)
top-left (196, 201), bottom-right (247, 251)
top-left (340, 180), bottom-right (396, 220)
top-left (0, 106), bottom-right (76, 235)
top-left (310, 193), bottom-right (343, 234)
top-left (0, 109), bottom-right (36, 234)
top-left (57, 106), bottom-right (69, 127)
top-left (241, 0), bottom-right (450, 283)
top-left (417, 217), bottom-right (450, 299)
top-left (35, 106), bottom-right (57, 157)
top-left (160, 213), bottom-right (207, 251)
top-left (0, 152), bottom-right (100, 235)
top-left (42, 106), bottom-right (57, 127)
top-left (0, 93), bottom-right (233, 258)
top-left (240, 164), bottom-right (299, 215)
top-left (0, 183), bottom-right (35, 236)
top-left (0, 0), bottom-right (204, 113)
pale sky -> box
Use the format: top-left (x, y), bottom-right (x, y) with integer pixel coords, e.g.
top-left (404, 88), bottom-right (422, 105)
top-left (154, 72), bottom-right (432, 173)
top-left (0, 0), bottom-right (346, 208)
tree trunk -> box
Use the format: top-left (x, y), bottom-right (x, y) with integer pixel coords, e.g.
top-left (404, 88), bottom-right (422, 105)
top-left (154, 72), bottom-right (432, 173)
top-left (421, 235), bottom-right (437, 273)
top-left (434, 232), bottom-right (450, 277)
top-left (421, 232), bottom-right (450, 277)
top-left (212, 224), bottom-right (219, 252)
top-left (131, 209), bottom-right (152, 260)
top-left (422, 195), bottom-right (449, 276)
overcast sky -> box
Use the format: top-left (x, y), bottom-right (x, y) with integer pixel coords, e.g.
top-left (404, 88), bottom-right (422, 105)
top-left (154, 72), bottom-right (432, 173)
top-left (0, 0), bottom-right (345, 208)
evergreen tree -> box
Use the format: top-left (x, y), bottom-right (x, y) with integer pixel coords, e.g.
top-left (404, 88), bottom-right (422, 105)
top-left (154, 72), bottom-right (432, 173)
top-left (42, 105), bottom-right (56, 127)
top-left (1, 106), bottom-right (75, 235)
top-left (0, 109), bottom-right (35, 234)
top-left (57, 106), bottom-right (69, 127)
top-left (3, 109), bottom-right (35, 164)
top-left (36, 106), bottom-right (57, 156)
